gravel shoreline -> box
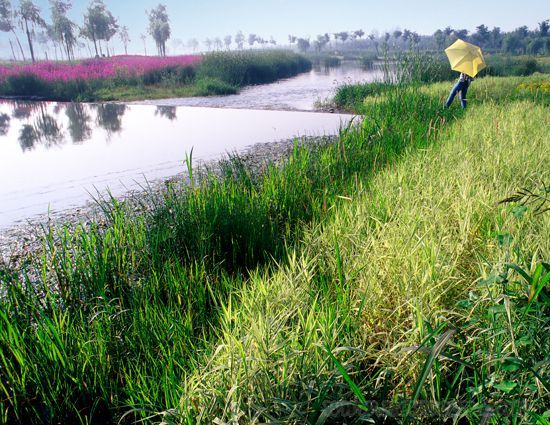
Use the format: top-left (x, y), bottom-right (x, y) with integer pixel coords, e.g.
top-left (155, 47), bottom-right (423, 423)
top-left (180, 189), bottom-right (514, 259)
top-left (0, 135), bottom-right (337, 266)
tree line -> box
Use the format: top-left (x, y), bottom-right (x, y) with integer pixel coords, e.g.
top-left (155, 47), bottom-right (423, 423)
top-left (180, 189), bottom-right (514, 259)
top-left (0, 0), bottom-right (170, 62)
top-left (1, 1), bottom-right (548, 62)
top-left (289, 20), bottom-right (550, 55)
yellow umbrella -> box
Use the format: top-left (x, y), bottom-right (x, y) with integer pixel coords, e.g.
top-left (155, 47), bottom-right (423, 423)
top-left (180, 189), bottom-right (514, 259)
top-left (444, 39), bottom-right (486, 77)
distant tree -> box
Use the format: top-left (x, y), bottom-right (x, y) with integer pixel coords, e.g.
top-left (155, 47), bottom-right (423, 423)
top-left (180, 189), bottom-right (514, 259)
top-left (0, 0), bottom-right (26, 60)
top-left (515, 25), bottom-right (529, 38)
top-left (527, 38), bottom-right (544, 55)
top-left (454, 29), bottom-right (469, 40)
top-left (269, 36), bottom-right (276, 46)
top-left (367, 32), bottom-right (379, 54)
top-left (433, 29), bottom-right (445, 49)
top-left (223, 34), bottom-right (232, 50)
top-left (411, 31), bottom-right (420, 44)
top-left (491, 26), bottom-right (502, 49)
top-left (247, 33), bottom-right (257, 48)
top-left (140, 33), bottom-right (147, 55)
top-left (235, 30), bottom-right (244, 49)
top-left (402, 28), bottom-right (412, 42)
top-left (288, 34), bottom-right (296, 46)
top-left (392, 30), bottom-right (402, 40)
top-left (443, 26), bottom-right (453, 37)
top-left (473, 24), bottom-right (490, 47)
top-left (335, 31), bottom-right (349, 43)
top-left (203, 38), bottom-right (212, 51)
top-left (187, 37), bottom-right (198, 52)
top-left (119, 25), bottom-right (130, 55)
top-left (18, 0), bottom-right (46, 62)
top-left (354, 29), bottom-right (364, 39)
top-left (296, 37), bottom-right (310, 52)
top-left (313, 33), bottom-right (329, 52)
top-left (82, 0), bottom-right (118, 57)
top-left (36, 30), bottom-right (51, 59)
top-left (538, 19), bottom-right (549, 37)
top-left (49, 0), bottom-right (77, 61)
top-left (503, 33), bottom-right (525, 54)
top-left (213, 37), bottom-right (222, 50)
top-left (147, 3), bottom-right (170, 56)
top-left (170, 38), bottom-right (182, 52)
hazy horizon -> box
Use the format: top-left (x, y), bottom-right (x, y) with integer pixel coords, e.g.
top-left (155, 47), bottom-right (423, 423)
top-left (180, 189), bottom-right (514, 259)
top-left (1, 0), bottom-right (548, 59)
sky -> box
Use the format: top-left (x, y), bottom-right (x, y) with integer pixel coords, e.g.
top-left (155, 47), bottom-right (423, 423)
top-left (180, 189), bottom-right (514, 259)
top-left (1, 0), bottom-right (549, 58)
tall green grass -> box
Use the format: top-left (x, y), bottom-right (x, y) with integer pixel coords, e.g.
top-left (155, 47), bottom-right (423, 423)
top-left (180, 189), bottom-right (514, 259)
top-left (176, 94), bottom-right (549, 424)
top-left (196, 50), bottom-right (312, 87)
top-left (0, 82), bottom-right (449, 422)
top-left (1, 75), bottom-right (548, 423)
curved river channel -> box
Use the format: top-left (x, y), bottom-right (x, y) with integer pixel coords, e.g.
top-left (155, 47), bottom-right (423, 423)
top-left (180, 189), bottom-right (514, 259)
top-left (0, 62), bottom-right (381, 230)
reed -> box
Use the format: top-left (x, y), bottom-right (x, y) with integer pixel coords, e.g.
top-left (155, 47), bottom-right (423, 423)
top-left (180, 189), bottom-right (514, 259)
top-left (0, 74), bottom-right (548, 423)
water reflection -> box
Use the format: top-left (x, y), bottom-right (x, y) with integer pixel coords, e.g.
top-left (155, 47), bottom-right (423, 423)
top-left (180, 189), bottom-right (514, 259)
top-left (155, 105), bottom-right (177, 121)
top-left (11, 101), bottom-right (36, 120)
top-left (0, 100), bottom-right (352, 228)
top-left (18, 124), bottom-right (38, 151)
top-left (0, 101), bottom-right (132, 149)
top-left (34, 110), bottom-right (63, 148)
top-left (0, 113), bottom-right (9, 136)
top-left (65, 103), bottom-right (92, 143)
top-left (94, 104), bottom-right (127, 136)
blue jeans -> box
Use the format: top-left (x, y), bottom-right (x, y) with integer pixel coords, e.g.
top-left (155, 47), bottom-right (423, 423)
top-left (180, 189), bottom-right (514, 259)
top-left (445, 80), bottom-right (469, 109)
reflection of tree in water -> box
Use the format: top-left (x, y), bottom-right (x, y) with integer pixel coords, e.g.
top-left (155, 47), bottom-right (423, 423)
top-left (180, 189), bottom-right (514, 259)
top-left (155, 105), bottom-right (177, 121)
top-left (0, 113), bottom-right (10, 136)
top-left (33, 106), bottom-right (64, 149)
top-left (11, 101), bottom-right (36, 120)
top-left (18, 125), bottom-right (39, 151)
top-left (95, 104), bottom-right (127, 135)
top-left (65, 103), bottom-right (92, 143)
top-left (15, 103), bottom-right (65, 151)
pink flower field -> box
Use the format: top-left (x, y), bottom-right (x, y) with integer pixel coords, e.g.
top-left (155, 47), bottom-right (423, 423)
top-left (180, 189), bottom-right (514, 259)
top-left (0, 55), bottom-right (201, 82)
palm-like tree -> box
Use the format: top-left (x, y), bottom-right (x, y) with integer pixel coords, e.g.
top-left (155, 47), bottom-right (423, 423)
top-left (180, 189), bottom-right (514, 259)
top-left (18, 0), bottom-right (46, 62)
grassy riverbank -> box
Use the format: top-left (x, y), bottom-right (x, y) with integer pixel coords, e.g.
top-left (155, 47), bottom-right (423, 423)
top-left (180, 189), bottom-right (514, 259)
top-left (0, 50), bottom-right (312, 101)
top-left (0, 74), bottom-right (549, 423)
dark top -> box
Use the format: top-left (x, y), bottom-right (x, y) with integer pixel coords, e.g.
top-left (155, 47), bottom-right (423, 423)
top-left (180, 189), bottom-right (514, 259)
top-left (459, 73), bottom-right (474, 84)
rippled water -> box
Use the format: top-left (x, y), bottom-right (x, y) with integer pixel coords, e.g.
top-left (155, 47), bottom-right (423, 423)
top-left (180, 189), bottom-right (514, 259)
top-left (0, 62), bottom-right (377, 228)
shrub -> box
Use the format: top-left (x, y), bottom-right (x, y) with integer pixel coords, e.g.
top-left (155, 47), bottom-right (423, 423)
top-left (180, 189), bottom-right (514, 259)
top-left (484, 56), bottom-right (541, 77)
top-left (197, 50), bottom-right (312, 87)
top-left (195, 78), bottom-right (237, 95)
top-left (5, 73), bottom-right (48, 97)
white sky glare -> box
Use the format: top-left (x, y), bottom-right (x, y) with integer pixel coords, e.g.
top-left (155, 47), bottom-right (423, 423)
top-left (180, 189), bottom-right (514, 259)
top-left (1, 0), bottom-right (548, 57)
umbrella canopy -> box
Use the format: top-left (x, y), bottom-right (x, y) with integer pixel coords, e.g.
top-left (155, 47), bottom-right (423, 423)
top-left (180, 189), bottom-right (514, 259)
top-left (445, 39), bottom-right (486, 77)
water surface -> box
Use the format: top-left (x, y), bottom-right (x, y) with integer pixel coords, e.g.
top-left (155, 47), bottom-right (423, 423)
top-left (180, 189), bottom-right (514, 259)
top-left (0, 101), bottom-right (350, 228)
top-left (131, 61), bottom-right (383, 110)
top-left (0, 62), bottom-right (376, 229)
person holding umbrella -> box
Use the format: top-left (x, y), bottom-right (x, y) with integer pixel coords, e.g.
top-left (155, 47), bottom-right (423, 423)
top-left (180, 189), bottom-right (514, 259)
top-left (445, 72), bottom-right (475, 109)
top-left (444, 39), bottom-right (486, 109)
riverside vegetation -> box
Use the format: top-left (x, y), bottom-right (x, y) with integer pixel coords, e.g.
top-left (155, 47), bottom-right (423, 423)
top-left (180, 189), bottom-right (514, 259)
top-left (0, 50), bottom-right (312, 101)
top-left (0, 62), bottom-right (549, 423)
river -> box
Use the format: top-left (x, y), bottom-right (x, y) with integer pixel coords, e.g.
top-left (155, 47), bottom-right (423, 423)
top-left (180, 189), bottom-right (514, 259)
top-left (0, 61), bottom-right (380, 230)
